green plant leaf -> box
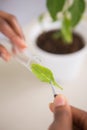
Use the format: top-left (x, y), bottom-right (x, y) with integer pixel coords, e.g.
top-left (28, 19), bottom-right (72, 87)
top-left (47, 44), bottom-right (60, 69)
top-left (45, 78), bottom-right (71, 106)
top-left (69, 0), bottom-right (85, 27)
top-left (31, 63), bottom-right (63, 90)
top-left (61, 14), bottom-right (72, 43)
top-left (46, 0), bottom-right (65, 21)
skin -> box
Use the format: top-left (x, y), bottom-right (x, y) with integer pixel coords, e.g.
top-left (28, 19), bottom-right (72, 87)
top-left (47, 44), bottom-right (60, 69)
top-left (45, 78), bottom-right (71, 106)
top-left (0, 11), bottom-right (27, 61)
top-left (0, 11), bottom-right (87, 130)
top-left (49, 95), bottom-right (87, 130)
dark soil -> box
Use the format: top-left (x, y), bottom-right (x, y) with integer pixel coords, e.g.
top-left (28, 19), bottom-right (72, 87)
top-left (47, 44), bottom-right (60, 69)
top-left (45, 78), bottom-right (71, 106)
top-left (36, 30), bottom-right (85, 54)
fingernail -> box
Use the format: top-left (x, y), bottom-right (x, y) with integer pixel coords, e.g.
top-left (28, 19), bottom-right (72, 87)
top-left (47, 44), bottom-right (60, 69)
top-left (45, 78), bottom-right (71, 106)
top-left (17, 38), bottom-right (27, 48)
top-left (12, 36), bottom-right (27, 48)
top-left (19, 39), bottom-right (27, 48)
top-left (54, 95), bottom-right (66, 107)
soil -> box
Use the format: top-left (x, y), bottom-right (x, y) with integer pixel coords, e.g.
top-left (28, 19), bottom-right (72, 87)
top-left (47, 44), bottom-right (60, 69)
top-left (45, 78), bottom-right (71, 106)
top-left (36, 30), bottom-right (85, 54)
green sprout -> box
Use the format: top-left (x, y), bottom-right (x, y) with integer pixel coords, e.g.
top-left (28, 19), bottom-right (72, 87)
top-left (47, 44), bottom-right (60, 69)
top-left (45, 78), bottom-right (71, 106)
top-left (31, 63), bottom-right (63, 90)
top-left (40, 0), bottom-right (86, 44)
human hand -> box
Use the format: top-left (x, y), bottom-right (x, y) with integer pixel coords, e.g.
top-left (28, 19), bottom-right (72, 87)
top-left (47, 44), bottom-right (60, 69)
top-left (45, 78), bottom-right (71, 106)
top-left (49, 95), bottom-right (87, 130)
top-left (0, 11), bottom-right (27, 61)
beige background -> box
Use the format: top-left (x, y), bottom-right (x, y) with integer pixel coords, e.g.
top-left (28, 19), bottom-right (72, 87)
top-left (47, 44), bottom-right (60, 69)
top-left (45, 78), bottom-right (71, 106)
top-left (0, 54), bottom-right (87, 130)
top-left (0, 0), bottom-right (46, 26)
top-left (0, 0), bottom-right (87, 130)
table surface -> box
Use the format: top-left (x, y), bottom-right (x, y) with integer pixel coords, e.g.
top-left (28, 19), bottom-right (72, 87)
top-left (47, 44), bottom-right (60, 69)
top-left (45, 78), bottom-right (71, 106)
top-left (0, 54), bottom-right (87, 130)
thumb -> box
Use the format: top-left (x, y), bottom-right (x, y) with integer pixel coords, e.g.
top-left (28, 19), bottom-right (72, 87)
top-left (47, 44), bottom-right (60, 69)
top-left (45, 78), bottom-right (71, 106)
top-left (49, 95), bottom-right (72, 130)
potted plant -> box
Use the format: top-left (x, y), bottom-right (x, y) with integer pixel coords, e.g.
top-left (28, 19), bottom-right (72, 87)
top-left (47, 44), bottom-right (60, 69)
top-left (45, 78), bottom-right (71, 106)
top-left (24, 0), bottom-right (87, 81)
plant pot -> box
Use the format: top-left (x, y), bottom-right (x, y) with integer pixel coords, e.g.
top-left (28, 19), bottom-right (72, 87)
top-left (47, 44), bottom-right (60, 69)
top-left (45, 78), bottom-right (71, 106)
top-left (24, 17), bottom-right (87, 81)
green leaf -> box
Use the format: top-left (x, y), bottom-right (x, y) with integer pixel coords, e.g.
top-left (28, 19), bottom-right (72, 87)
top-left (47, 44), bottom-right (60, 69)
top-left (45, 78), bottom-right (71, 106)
top-left (46, 0), bottom-right (65, 21)
top-left (61, 14), bottom-right (72, 43)
top-left (31, 63), bottom-right (63, 90)
top-left (69, 0), bottom-right (85, 27)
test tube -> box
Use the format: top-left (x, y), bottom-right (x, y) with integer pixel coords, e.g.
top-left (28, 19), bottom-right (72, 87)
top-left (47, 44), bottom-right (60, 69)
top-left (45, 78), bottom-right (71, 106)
top-left (15, 49), bottom-right (42, 70)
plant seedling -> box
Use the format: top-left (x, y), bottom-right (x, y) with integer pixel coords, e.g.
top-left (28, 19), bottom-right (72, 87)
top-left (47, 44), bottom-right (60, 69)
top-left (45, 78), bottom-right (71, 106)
top-left (30, 63), bottom-right (63, 90)
top-left (39, 0), bottom-right (86, 44)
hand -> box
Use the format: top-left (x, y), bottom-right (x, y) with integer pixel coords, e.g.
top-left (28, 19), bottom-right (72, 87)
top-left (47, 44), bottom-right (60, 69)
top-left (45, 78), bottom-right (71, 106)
top-left (49, 95), bottom-right (87, 130)
top-left (0, 11), bottom-right (27, 61)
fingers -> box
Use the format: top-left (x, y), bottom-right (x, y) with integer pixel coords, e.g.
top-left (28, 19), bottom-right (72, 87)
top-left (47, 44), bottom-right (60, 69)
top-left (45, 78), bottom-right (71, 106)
top-left (49, 95), bottom-right (87, 130)
top-left (0, 11), bottom-right (24, 39)
top-left (71, 106), bottom-right (87, 130)
top-left (0, 45), bottom-right (11, 61)
top-left (0, 17), bottom-right (27, 50)
top-left (73, 125), bottom-right (80, 130)
top-left (49, 95), bottom-right (72, 130)
top-left (0, 11), bottom-right (27, 61)
top-left (0, 11), bottom-right (27, 55)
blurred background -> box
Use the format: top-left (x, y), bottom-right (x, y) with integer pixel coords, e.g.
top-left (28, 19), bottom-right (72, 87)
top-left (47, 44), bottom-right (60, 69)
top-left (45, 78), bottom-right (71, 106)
top-left (0, 0), bottom-right (87, 130)
top-left (0, 0), bottom-right (46, 26)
